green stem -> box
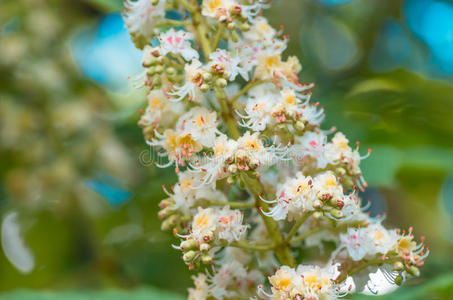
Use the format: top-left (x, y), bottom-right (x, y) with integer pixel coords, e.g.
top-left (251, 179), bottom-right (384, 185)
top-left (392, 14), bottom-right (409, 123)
top-left (230, 80), bottom-right (266, 105)
top-left (203, 201), bottom-right (255, 209)
top-left (241, 173), bottom-right (296, 267)
top-left (156, 20), bottom-right (192, 27)
top-left (216, 87), bottom-right (242, 139)
top-left (290, 226), bottom-right (325, 245)
top-left (212, 23), bottom-right (225, 50)
top-left (189, 0), bottom-right (212, 59)
top-left (285, 212), bottom-right (313, 243)
top-left (336, 258), bottom-right (399, 283)
top-left (230, 240), bottom-right (275, 251)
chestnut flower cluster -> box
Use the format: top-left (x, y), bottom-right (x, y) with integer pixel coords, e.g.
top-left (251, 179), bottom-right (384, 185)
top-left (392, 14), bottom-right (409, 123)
top-left (123, 0), bottom-right (428, 298)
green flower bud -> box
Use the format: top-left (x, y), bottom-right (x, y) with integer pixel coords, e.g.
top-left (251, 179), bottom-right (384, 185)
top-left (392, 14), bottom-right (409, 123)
top-left (228, 164), bottom-right (238, 174)
top-left (183, 250), bottom-right (197, 262)
top-left (231, 30), bottom-right (239, 43)
top-left (407, 266), bottom-right (420, 277)
top-left (216, 78), bottom-right (228, 88)
top-left (201, 254), bottom-right (213, 264)
top-left (330, 208), bottom-right (343, 219)
top-left (200, 83), bottom-right (210, 92)
top-left (227, 23), bottom-right (237, 31)
top-left (394, 274), bottom-right (403, 286)
top-left (313, 211), bottom-right (324, 219)
top-left (146, 66), bottom-right (156, 76)
top-left (155, 65), bottom-right (164, 74)
top-left (393, 261), bottom-right (404, 271)
top-left (239, 23), bottom-right (250, 31)
top-left (165, 67), bottom-right (176, 75)
top-left (294, 120), bottom-right (305, 132)
top-left (152, 76), bottom-right (162, 87)
top-left (202, 72), bottom-right (212, 81)
top-left (199, 243), bottom-right (211, 252)
top-left (180, 239), bottom-right (198, 251)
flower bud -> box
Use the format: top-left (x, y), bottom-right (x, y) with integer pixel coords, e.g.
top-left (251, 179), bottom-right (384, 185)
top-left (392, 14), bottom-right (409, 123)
top-left (152, 76), bottom-right (162, 87)
top-left (330, 208), bottom-right (343, 219)
top-left (313, 199), bottom-right (323, 209)
top-left (227, 22), bottom-right (237, 31)
top-left (161, 215), bottom-right (178, 231)
top-left (183, 250), bottom-right (197, 262)
top-left (239, 23), bottom-right (250, 31)
top-left (199, 243), bottom-right (211, 252)
top-left (151, 0), bottom-right (160, 5)
top-left (313, 211), bottom-right (323, 219)
top-left (201, 254), bottom-right (213, 264)
top-left (228, 164), bottom-right (238, 174)
top-left (155, 65), bottom-right (164, 74)
top-left (335, 167), bottom-right (346, 176)
top-left (393, 261), bottom-right (404, 271)
top-left (200, 83), bottom-right (210, 92)
top-left (216, 78), bottom-right (228, 88)
top-left (157, 55), bottom-right (166, 64)
top-left (218, 15), bottom-right (227, 23)
top-left (407, 266), bottom-right (420, 277)
top-left (180, 239), bottom-right (198, 251)
top-left (202, 72), bottom-right (212, 82)
top-left (231, 31), bottom-right (239, 43)
top-left (146, 66), bottom-right (156, 76)
top-left (394, 274), bottom-right (403, 286)
top-left (165, 67), bottom-right (176, 75)
top-left (249, 158), bottom-right (260, 169)
top-left (227, 176), bottom-right (236, 185)
top-left (294, 120), bottom-right (305, 132)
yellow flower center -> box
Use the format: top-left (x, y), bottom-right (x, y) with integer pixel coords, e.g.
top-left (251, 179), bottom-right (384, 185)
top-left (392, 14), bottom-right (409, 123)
top-left (277, 277), bottom-right (291, 290)
top-left (150, 97), bottom-right (162, 109)
top-left (208, 0), bottom-right (222, 11)
top-left (195, 214), bottom-right (209, 227)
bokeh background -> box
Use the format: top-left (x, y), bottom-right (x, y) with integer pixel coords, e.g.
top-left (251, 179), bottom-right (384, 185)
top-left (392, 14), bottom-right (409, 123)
top-left (1, 0), bottom-right (453, 299)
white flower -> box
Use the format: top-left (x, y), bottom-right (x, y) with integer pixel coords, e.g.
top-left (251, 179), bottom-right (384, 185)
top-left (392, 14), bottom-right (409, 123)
top-left (188, 273), bottom-right (210, 300)
top-left (191, 207), bottom-right (218, 243)
top-left (170, 59), bottom-right (205, 102)
top-left (201, 0), bottom-right (236, 18)
top-left (264, 173), bottom-right (314, 221)
top-left (216, 206), bottom-right (248, 243)
top-left (176, 106), bottom-right (219, 147)
top-left (340, 227), bottom-right (370, 261)
top-left (312, 171), bottom-right (344, 202)
top-left (148, 128), bottom-right (202, 167)
top-left (158, 29), bottom-right (199, 61)
top-left (261, 264), bottom-right (340, 300)
top-left (293, 131), bottom-right (333, 168)
top-left (170, 170), bottom-right (224, 214)
top-left (243, 16), bottom-right (277, 42)
top-left (238, 92), bottom-right (277, 131)
top-left (123, 0), bottom-right (165, 41)
top-left (139, 90), bottom-right (184, 127)
top-left (209, 49), bottom-right (249, 81)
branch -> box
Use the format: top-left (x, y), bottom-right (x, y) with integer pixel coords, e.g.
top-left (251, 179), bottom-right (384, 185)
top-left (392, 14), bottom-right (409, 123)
top-left (230, 240), bottom-right (275, 251)
top-left (156, 20), bottom-right (192, 27)
top-left (230, 80), bottom-right (266, 105)
top-left (240, 172), bottom-right (296, 267)
top-left (212, 23), bottom-right (225, 50)
top-left (202, 201), bottom-right (255, 209)
top-left (336, 257), bottom-right (400, 283)
top-left (285, 212), bottom-right (313, 243)
top-left (289, 226), bottom-right (325, 245)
